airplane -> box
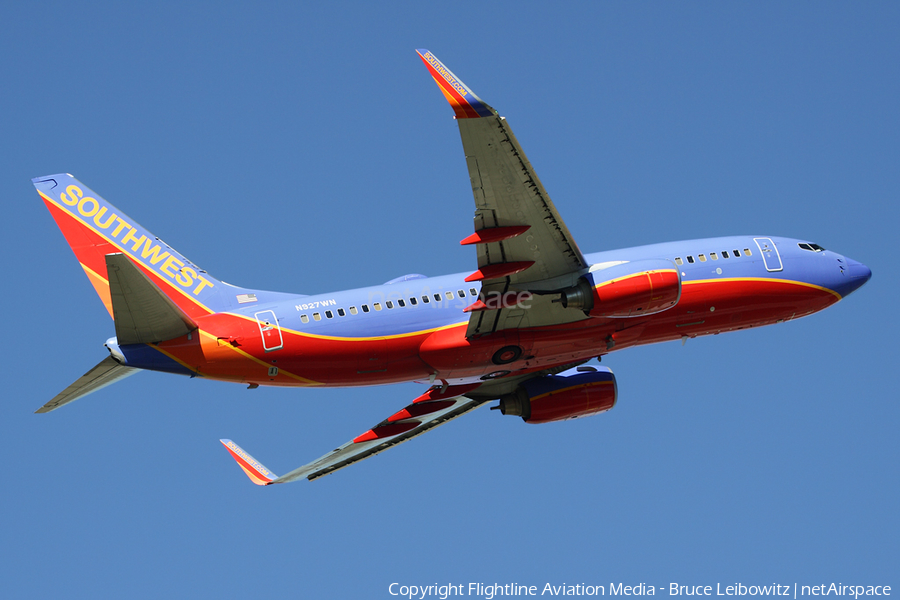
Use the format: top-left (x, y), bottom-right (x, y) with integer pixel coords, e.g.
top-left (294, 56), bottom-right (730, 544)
top-left (34, 49), bottom-right (871, 485)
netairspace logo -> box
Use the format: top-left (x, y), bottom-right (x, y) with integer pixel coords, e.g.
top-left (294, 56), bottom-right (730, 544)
top-left (387, 583), bottom-right (892, 600)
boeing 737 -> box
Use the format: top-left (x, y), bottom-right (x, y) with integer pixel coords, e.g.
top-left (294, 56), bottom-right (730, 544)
top-left (34, 50), bottom-right (871, 484)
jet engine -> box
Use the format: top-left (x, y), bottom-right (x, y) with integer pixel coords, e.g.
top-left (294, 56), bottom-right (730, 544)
top-left (557, 259), bottom-right (681, 318)
top-left (495, 367), bottom-right (617, 424)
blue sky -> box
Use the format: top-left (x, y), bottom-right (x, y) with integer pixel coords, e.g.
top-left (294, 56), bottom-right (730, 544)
top-left (1, 2), bottom-right (897, 598)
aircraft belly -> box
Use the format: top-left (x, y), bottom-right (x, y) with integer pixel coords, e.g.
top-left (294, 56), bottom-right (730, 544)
top-left (418, 326), bottom-right (536, 378)
top-left (114, 342), bottom-right (196, 376)
top-left (416, 275), bottom-right (843, 377)
top-left (632, 278), bottom-right (841, 346)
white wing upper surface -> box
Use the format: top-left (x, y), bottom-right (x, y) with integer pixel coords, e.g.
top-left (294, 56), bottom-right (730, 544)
top-left (417, 50), bottom-right (589, 336)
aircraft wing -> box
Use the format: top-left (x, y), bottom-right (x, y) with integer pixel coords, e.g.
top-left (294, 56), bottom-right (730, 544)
top-left (417, 50), bottom-right (589, 336)
top-left (221, 385), bottom-right (486, 484)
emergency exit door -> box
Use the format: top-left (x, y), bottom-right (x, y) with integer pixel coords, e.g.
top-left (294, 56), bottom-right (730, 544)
top-left (254, 310), bottom-right (284, 352)
top-left (754, 238), bottom-right (783, 272)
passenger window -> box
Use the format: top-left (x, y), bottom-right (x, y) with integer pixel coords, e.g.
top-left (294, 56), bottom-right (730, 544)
top-left (374, 303), bottom-right (382, 311)
top-left (362, 304), bottom-right (370, 313)
top-left (732, 250), bottom-right (740, 258)
top-left (687, 256), bottom-right (695, 264)
top-left (386, 301), bottom-right (394, 309)
top-left (337, 308), bottom-right (345, 317)
top-left (743, 248), bottom-right (752, 256)
top-left (675, 257), bottom-right (683, 265)
top-left (325, 310), bottom-right (333, 319)
top-left (469, 288), bottom-right (477, 296)
top-left (300, 314), bottom-right (309, 324)
top-left (422, 295), bottom-right (430, 304)
top-left (410, 297), bottom-right (418, 306)
top-left (398, 299), bottom-right (406, 308)
top-left (457, 290), bottom-right (465, 298)
top-left (710, 252), bottom-right (718, 260)
top-left (313, 312), bottom-right (321, 321)
top-left (434, 293), bottom-right (441, 302)
top-left (445, 291), bottom-right (453, 300)
top-left (698, 254), bottom-right (707, 262)
top-left (349, 307), bottom-right (358, 315)
top-left (721, 251), bottom-right (729, 259)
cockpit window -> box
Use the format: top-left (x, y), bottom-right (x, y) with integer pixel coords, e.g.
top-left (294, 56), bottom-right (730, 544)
top-left (798, 243), bottom-right (826, 252)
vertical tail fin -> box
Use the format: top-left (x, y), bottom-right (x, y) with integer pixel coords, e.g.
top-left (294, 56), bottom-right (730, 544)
top-left (34, 174), bottom-right (226, 319)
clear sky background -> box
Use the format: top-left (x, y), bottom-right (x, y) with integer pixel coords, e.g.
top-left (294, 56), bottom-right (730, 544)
top-left (1, 2), bottom-right (897, 598)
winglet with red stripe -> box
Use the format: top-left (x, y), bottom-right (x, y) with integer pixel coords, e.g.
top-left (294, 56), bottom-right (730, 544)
top-left (220, 439), bottom-right (278, 485)
top-left (416, 49), bottom-right (495, 119)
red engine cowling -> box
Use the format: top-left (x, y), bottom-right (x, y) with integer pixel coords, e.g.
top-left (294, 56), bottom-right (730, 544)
top-left (496, 368), bottom-right (617, 424)
top-left (559, 259), bottom-right (681, 318)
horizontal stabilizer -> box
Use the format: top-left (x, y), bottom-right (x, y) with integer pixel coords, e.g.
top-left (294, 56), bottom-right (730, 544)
top-left (106, 253), bottom-right (197, 344)
top-left (36, 355), bottom-right (138, 413)
top-left (220, 439), bottom-right (278, 485)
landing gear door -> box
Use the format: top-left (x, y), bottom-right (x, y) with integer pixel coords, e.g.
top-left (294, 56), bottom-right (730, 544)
top-left (255, 310), bottom-right (284, 352)
top-left (754, 238), bottom-right (783, 272)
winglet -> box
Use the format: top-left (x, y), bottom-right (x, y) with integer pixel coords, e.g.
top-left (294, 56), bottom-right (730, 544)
top-left (416, 49), bottom-right (495, 119)
top-left (220, 439), bottom-right (278, 485)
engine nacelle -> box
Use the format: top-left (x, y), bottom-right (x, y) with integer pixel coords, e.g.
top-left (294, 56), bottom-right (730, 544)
top-left (496, 367), bottom-right (617, 424)
top-left (558, 259), bottom-right (681, 318)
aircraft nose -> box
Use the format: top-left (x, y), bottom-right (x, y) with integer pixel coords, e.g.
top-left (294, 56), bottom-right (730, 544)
top-left (847, 258), bottom-right (872, 282)
top-left (835, 256), bottom-right (871, 298)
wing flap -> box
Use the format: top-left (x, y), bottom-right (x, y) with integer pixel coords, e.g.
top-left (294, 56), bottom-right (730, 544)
top-left (457, 117), bottom-right (586, 284)
top-left (106, 253), bottom-right (198, 344)
top-left (276, 394), bottom-right (486, 482)
top-left (36, 355), bottom-right (138, 413)
top-left (221, 385), bottom-right (487, 484)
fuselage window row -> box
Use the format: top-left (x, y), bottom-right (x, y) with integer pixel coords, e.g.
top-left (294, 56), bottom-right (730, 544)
top-left (296, 287), bottom-right (481, 327)
top-left (675, 247), bottom-right (752, 267)
top-left (296, 246), bottom-right (758, 326)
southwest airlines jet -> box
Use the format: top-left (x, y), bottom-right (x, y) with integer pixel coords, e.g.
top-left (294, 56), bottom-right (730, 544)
top-left (34, 50), bottom-right (871, 485)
